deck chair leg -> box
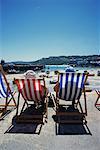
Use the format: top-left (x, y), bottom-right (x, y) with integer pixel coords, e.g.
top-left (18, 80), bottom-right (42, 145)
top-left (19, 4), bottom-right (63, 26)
top-left (6, 79), bottom-right (16, 107)
top-left (20, 101), bottom-right (26, 114)
top-left (16, 92), bottom-right (20, 116)
top-left (56, 98), bottom-right (59, 109)
top-left (78, 100), bottom-right (84, 114)
top-left (72, 99), bottom-right (75, 108)
top-left (10, 91), bottom-right (17, 106)
top-left (6, 91), bottom-right (16, 107)
top-left (95, 95), bottom-right (100, 106)
top-left (3, 97), bottom-right (8, 113)
top-left (24, 100), bottom-right (29, 107)
top-left (52, 94), bottom-right (56, 107)
top-left (83, 87), bottom-right (87, 116)
top-left (56, 122), bottom-right (58, 135)
top-left (45, 97), bottom-right (48, 121)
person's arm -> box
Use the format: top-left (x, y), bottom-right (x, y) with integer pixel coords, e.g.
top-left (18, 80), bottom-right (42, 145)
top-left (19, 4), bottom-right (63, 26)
top-left (54, 82), bottom-right (59, 93)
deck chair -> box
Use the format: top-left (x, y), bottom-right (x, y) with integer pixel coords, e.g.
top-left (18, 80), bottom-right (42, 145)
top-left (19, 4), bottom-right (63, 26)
top-left (54, 72), bottom-right (89, 124)
top-left (0, 65), bottom-right (16, 117)
top-left (14, 78), bottom-right (48, 124)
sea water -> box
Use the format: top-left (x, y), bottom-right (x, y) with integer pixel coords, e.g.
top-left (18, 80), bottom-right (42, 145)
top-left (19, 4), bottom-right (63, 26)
top-left (44, 65), bottom-right (100, 90)
top-left (45, 65), bottom-right (99, 73)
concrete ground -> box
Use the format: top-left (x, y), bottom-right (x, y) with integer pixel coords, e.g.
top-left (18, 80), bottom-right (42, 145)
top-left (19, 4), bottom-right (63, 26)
top-left (0, 90), bottom-right (100, 150)
top-left (0, 73), bottom-right (100, 150)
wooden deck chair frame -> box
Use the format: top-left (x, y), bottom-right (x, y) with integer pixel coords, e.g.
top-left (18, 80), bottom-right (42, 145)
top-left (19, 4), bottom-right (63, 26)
top-left (54, 72), bottom-right (89, 124)
top-left (0, 65), bottom-right (16, 116)
top-left (14, 78), bottom-right (48, 124)
top-left (95, 90), bottom-right (100, 107)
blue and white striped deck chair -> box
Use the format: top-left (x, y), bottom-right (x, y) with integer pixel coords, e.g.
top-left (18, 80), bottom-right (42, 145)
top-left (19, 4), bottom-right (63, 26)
top-left (55, 72), bottom-right (88, 123)
top-left (0, 66), bottom-right (16, 115)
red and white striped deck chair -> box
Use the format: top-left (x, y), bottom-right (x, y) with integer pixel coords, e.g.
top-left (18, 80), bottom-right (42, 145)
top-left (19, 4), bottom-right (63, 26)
top-left (54, 72), bottom-right (89, 124)
top-left (14, 78), bottom-right (48, 123)
top-left (0, 65), bottom-right (16, 117)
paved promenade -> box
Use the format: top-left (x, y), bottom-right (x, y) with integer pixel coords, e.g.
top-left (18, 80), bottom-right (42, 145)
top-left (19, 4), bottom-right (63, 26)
top-left (0, 73), bottom-right (100, 150)
top-left (0, 90), bottom-right (100, 150)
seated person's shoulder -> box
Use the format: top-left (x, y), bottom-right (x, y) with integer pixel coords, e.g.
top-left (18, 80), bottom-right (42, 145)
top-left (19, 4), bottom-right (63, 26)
top-left (54, 82), bottom-right (59, 92)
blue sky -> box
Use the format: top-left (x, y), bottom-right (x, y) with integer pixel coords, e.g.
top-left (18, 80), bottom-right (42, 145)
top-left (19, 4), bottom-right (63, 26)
top-left (0, 0), bottom-right (100, 62)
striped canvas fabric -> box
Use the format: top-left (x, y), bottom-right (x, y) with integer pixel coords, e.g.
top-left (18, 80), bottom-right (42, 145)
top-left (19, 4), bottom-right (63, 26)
top-left (15, 79), bottom-right (46, 102)
top-left (0, 73), bottom-right (8, 98)
top-left (58, 73), bottom-right (86, 101)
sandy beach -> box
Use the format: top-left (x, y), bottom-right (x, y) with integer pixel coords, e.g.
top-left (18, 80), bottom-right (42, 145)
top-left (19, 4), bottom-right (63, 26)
top-left (0, 70), bottom-right (100, 150)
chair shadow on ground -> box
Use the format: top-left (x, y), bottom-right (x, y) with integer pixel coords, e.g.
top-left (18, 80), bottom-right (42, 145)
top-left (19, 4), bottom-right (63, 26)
top-left (95, 105), bottom-right (100, 111)
top-left (52, 106), bottom-right (92, 135)
top-left (0, 108), bottom-right (15, 121)
top-left (48, 95), bottom-right (55, 108)
top-left (5, 105), bottom-right (45, 135)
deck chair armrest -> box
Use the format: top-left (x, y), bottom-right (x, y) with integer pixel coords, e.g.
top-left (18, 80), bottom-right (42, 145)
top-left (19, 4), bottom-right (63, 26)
top-left (44, 96), bottom-right (48, 104)
top-left (52, 95), bottom-right (59, 110)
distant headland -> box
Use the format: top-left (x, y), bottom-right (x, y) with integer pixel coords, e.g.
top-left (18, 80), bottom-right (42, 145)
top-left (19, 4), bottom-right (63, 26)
top-left (31, 55), bottom-right (100, 66)
top-left (1, 55), bottom-right (100, 73)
